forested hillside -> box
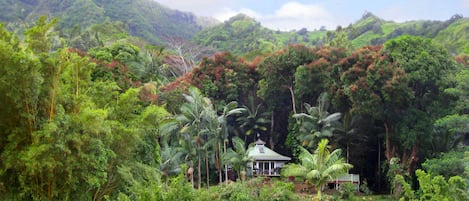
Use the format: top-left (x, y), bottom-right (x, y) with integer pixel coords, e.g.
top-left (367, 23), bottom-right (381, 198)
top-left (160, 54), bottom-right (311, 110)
top-left (2, 1), bottom-right (467, 57)
top-left (0, 3), bottom-right (468, 201)
top-left (0, 0), bottom-right (217, 44)
top-left (194, 12), bottom-right (469, 56)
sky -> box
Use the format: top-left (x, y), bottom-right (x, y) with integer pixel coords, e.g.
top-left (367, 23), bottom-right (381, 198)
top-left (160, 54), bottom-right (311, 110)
top-left (154, 0), bottom-right (469, 31)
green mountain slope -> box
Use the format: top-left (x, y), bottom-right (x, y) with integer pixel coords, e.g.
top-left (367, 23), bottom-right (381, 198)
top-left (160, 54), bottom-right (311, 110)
top-left (1, 2), bottom-right (466, 55)
top-left (0, 0), bottom-right (218, 44)
top-left (192, 14), bottom-right (326, 59)
top-left (194, 12), bottom-right (468, 56)
top-left (343, 12), bottom-right (468, 54)
top-left (433, 18), bottom-right (469, 54)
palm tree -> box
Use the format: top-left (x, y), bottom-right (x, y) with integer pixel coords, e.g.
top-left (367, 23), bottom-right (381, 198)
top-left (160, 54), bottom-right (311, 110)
top-left (293, 92), bottom-right (341, 148)
top-left (282, 139), bottom-right (352, 201)
top-left (224, 136), bottom-right (254, 181)
top-left (158, 143), bottom-right (183, 182)
top-left (334, 112), bottom-right (364, 164)
top-left (236, 97), bottom-right (271, 144)
top-left (216, 101), bottom-right (245, 183)
top-left (172, 87), bottom-right (216, 188)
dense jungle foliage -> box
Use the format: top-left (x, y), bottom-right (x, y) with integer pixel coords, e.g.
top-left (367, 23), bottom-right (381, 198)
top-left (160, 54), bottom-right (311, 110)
top-left (0, 4), bottom-right (468, 201)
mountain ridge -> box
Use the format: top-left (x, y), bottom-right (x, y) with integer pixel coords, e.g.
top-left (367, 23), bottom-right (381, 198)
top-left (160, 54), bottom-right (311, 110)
top-left (0, 2), bottom-right (467, 55)
top-left (193, 12), bottom-right (468, 56)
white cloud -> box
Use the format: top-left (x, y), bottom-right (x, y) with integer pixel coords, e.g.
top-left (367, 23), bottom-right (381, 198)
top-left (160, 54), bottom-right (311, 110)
top-left (214, 8), bottom-right (261, 22)
top-left (266, 2), bottom-right (335, 31)
top-left (212, 2), bottom-right (335, 31)
top-left (275, 2), bottom-right (329, 18)
top-left (155, 0), bottom-right (338, 31)
top-left (154, 0), bottom-right (234, 16)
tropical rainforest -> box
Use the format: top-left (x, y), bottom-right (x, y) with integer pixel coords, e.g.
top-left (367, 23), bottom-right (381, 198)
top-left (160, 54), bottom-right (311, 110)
top-left (0, 0), bottom-right (468, 200)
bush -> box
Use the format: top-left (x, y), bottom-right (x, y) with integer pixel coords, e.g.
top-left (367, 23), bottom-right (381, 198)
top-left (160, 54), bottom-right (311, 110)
top-left (395, 169), bottom-right (469, 201)
top-left (259, 180), bottom-right (298, 201)
top-left (339, 183), bottom-right (357, 200)
top-left (422, 148), bottom-right (468, 179)
top-left (199, 178), bottom-right (299, 201)
top-left (164, 174), bottom-right (195, 201)
top-left (360, 180), bottom-right (373, 195)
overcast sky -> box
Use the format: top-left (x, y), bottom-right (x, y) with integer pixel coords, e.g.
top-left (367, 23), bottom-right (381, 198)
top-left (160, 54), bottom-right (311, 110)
top-left (154, 0), bottom-right (469, 31)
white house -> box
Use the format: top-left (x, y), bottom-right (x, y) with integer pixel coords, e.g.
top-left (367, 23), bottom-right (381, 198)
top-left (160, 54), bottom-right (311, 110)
top-left (247, 139), bottom-right (291, 176)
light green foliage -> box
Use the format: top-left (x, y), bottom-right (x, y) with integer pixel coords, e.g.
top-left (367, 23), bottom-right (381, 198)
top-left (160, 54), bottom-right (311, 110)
top-left (163, 173), bottom-right (195, 201)
top-left (89, 42), bottom-right (146, 79)
top-left (325, 28), bottom-right (352, 50)
top-left (396, 169), bottom-right (468, 201)
top-left (0, 20), bottom-right (173, 200)
top-left (394, 174), bottom-right (415, 201)
top-left (434, 17), bottom-right (469, 54)
top-left (24, 16), bottom-right (59, 54)
top-left (339, 182), bottom-right (358, 201)
top-left (196, 178), bottom-right (299, 201)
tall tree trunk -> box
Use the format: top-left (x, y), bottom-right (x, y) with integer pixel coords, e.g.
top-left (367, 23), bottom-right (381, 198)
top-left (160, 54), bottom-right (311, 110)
top-left (288, 85), bottom-right (297, 114)
top-left (216, 142), bottom-right (222, 184)
top-left (378, 138), bottom-right (381, 191)
top-left (188, 165), bottom-right (194, 188)
top-left (316, 185), bottom-right (322, 201)
top-left (198, 143), bottom-right (201, 189)
top-left (346, 143), bottom-right (350, 169)
top-left (269, 111), bottom-right (275, 150)
top-left (406, 144), bottom-right (419, 174)
top-left (205, 149), bottom-right (209, 188)
top-left (49, 64), bottom-right (61, 121)
top-left (224, 140), bottom-right (228, 184)
top-left (384, 122), bottom-right (391, 162)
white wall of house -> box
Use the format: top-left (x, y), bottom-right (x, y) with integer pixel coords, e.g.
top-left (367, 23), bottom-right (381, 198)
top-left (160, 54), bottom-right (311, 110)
top-left (250, 161), bottom-right (287, 176)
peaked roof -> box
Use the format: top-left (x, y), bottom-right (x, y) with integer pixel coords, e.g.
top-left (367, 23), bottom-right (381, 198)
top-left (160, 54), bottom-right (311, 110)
top-left (248, 139), bottom-right (291, 161)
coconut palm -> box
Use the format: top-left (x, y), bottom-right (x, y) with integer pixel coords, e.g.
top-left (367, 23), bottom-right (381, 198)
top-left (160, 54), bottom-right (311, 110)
top-left (282, 139), bottom-right (352, 201)
top-left (224, 136), bottom-right (254, 181)
top-left (293, 92), bottom-right (341, 148)
top-left (236, 97), bottom-right (271, 144)
top-left (159, 87), bottom-right (215, 188)
top-left (216, 101), bottom-right (245, 183)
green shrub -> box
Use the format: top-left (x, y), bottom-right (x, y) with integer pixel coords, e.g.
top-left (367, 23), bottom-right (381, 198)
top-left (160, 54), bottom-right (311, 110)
top-left (360, 180), bottom-right (373, 195)
top-left (259, 180), bottom-right (298, 201)
top-left (395, 169), bottom-right (469, 201)
top-left (339, 183), bottom-right (357, 201)
top-left (422, 148), bottom-right (468, 179)
top-left (164, 174), bottom-right (195, 201)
